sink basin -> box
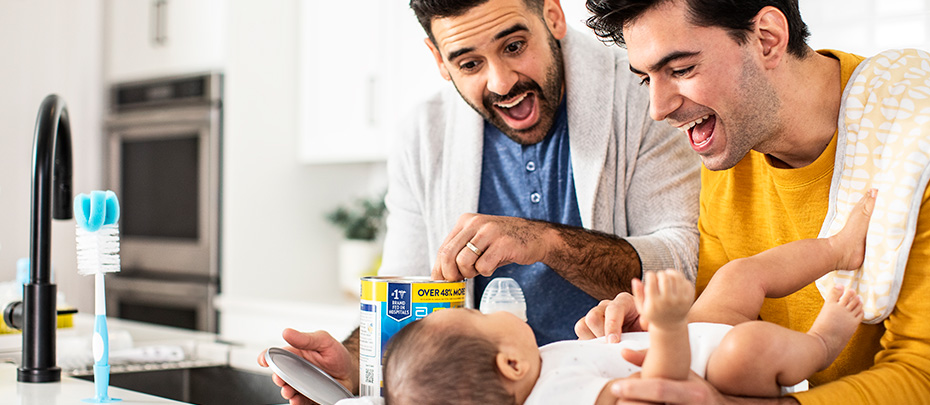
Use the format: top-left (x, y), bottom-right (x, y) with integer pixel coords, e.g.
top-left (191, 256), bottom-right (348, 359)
top-left (74, 366), bottom-right (283, 404)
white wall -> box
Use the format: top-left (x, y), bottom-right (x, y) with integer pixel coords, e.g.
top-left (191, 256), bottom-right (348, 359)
top-left (563, 0), bottom-right (595, 32)
top-left (220, 0), bottom-right (386, 306)
top-left (0, 0), bottom-right (104, 313)
top-left (802, 0), bottom-right (930, 56)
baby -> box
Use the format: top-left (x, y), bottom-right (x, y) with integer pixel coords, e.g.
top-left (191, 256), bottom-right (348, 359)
top-left (381, 190), bottom-right (876, 405)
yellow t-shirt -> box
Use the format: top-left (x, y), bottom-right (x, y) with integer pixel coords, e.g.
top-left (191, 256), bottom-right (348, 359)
top-left (696, 49), bottom-right (930, 405)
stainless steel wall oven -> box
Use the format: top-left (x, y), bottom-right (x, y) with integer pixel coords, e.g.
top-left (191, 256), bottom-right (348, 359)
top-left (105, 72), bottom-right (222, 332)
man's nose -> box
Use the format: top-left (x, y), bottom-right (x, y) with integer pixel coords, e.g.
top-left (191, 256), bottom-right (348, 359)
top-left (486, 60), bottom-right (518, 97)
top-left (649, 79), bottom-right (682, 122)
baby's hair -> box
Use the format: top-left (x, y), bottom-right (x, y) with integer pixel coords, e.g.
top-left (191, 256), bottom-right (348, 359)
top-left (383, 316), bottom-right (517, 405)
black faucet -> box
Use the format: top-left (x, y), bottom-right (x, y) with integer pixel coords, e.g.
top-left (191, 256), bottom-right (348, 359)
top-left (19, 94), bottom-right (73, 383)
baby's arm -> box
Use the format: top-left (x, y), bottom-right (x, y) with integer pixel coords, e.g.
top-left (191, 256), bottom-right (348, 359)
top-left (590, 272), bottom-right (693, 404)
top-left (634, 270), bottom-right (693, 380)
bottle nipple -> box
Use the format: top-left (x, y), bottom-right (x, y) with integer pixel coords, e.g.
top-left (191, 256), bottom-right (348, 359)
top-left (479, 277), bottom-right (527, 322)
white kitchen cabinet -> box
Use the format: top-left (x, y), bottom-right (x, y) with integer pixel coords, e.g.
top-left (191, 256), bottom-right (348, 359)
top-left (105, 0), bottom-right (226, 81)
top-left (297, 0), bottom-right (445, 163)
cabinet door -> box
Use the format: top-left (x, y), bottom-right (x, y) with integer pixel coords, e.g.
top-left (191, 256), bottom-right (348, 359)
top-left (106, 0), bottom-right (226, 81)
top-left (298, 1), bottom-right (445, 163)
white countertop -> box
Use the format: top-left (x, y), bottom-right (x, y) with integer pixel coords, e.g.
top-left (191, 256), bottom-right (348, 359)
top-left (214, 294), bottom-right (359, 374)
top-left (215, 294), bottom-right (358, 346)
top-left (0, 314), bottom-right (282, 404)
top-left (0, 362), bottom-right (189, 404)
top-left (0, 315), bottom-right (230, 373)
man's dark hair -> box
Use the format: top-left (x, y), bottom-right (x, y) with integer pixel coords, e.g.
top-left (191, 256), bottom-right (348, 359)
top-left (585, 0), bottom-right (811, 58)
top-left (410, 0), bottom-right (545, 45)
top-left (383, 318), bottom-right (517, 405)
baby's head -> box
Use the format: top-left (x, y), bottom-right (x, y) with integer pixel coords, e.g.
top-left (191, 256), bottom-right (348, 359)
top-left (383, 308), bottom-right (541, 405)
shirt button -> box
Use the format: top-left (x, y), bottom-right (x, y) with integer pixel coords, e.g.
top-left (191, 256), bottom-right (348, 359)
top-left (530, 192), bottom-right (541, 204)
top-left (525, 161), bottom-right (536, 172)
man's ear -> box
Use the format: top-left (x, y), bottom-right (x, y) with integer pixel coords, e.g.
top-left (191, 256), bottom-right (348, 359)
top-left (753, 6), bottom-right (789, 69)
top-left (496, 350), bottom-right (530, 381)
top-left (425, 37), bottom-right (452, 81)
top-left (543, 0), bottom-right (568, 40)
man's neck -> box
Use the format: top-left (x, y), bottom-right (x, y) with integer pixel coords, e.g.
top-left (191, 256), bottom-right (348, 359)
top-left (764, 51), bottom-right (843, 169)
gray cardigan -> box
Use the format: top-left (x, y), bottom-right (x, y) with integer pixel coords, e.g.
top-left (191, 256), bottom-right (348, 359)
top-left (380, 27), bottom-right (700, 286)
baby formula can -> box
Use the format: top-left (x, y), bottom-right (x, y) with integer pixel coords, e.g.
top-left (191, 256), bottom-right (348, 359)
top-left (359, 276), bottom-right (466, 397)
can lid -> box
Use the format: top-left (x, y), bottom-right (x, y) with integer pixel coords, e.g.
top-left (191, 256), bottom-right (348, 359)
top-left (362, 276), bottom-right (456, 283)
top-left (264, 347), bottom-right (354, 405)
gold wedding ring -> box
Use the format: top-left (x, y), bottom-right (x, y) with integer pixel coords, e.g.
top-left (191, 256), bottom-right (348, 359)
top-left (465, 241), bottom-right (482, 257)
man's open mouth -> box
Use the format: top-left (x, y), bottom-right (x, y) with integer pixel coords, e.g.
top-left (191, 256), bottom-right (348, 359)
top-left (679, 114), bottom-right (716, 150)
top-left (493, 92), bottom-right (538, 130)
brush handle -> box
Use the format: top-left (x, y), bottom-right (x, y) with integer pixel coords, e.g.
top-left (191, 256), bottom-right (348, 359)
top-left (95, 273), bottom-right (106, 316)
top-left (88, 272), bottom-right (121, 402)
top-left (92, 273), bottom-right (108, 367)
top-left (92, 316), bottom-right (108, 366)
top-left (92, 314), bottom-right (110, 399)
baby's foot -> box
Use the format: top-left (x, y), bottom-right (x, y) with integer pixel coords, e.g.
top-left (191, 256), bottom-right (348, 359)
top-left (808, 287), bottom-right (863, 370)
top-left (830, 189), bottom-right (877, 270)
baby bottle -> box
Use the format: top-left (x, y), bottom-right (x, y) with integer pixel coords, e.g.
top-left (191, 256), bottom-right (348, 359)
top-left (479, 277), bottom-right (527, 322)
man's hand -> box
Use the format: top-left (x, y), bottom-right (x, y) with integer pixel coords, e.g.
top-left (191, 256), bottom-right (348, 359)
top-left (604, 337), bottom-right (800, 405)
top-left (607, 348), bottom-right (724, 404)
top-left (607, 372), bottom-right (723, 404)
top-left (257, 328), bottom-right (358, 404)
top-left (431, 214), bottom-right (551, 281)
top-left (575, 291), bottom-right (646, 342)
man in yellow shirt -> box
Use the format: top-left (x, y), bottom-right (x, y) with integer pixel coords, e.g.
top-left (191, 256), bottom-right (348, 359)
top-left (576, 0), bottom-right (930, 404)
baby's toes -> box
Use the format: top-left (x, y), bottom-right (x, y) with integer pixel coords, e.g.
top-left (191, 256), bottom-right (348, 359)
top-left (838, 287), bottom-right (858, 306)
top-left (849, 294), bottom-right (864, 317)
top-left (826, 285), bottom-right (845, 303)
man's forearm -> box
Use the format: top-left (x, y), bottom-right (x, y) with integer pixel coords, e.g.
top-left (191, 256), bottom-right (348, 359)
top-left (542, 221), bottom-right (641, 300)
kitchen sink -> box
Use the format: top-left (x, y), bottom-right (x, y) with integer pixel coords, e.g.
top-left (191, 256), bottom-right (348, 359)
top-left (74, 366), bottom-right (284, 405)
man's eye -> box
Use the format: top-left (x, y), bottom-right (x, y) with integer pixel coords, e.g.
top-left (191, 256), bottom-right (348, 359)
top-left (460, 60), bottom-right (479, 71)
top-left (504, 40), bottom-right (525, 54)
top-left (638, 76), bottom-right (650, 86)
top-left (672, 66), bottom-right (694, 77)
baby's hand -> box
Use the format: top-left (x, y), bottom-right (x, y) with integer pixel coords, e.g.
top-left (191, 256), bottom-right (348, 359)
top-left (633, 270), bottom-right (694, 330)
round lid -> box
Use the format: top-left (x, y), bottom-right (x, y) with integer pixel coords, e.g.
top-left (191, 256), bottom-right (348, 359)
top-left (264, 347), bottom-right (354, 405)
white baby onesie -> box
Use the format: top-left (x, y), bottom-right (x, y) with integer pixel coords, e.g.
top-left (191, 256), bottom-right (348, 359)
top-left (523, 323), bottom-right (733, 405)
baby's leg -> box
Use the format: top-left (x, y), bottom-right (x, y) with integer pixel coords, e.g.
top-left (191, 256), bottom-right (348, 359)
top-left (690, 189), bottom-right (875, 325)
top-left (705, 287), bottom-right (863, 397)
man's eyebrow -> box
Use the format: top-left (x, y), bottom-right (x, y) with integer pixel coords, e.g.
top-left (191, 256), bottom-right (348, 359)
top-left (447, 46), bottom-right (475, 62)
top-left (446, 23), bottom-right (529, 62)
top-left (629, 50), bottom-right (701, 75)
top-left (494, 23), bottom-right (528, 41)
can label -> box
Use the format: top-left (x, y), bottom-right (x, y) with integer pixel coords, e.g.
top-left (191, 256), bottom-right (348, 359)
top-left (359, 277), bottom-right (466, 397)
top-left (387, 283), bottom-right (411, 322)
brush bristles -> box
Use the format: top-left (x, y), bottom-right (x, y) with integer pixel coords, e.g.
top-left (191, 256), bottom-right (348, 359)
top-left (76, 223), bottom-right (121, 275)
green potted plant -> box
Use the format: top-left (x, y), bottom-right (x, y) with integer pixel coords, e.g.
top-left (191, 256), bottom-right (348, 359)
top-left (326, 192), bottom-right (386, 295)
top-left (326, 193), bottom-right (387, 241)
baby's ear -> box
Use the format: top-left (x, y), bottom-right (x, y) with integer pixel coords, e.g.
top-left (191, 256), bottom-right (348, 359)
top-left (496, 351), bottom-right (529, 381)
